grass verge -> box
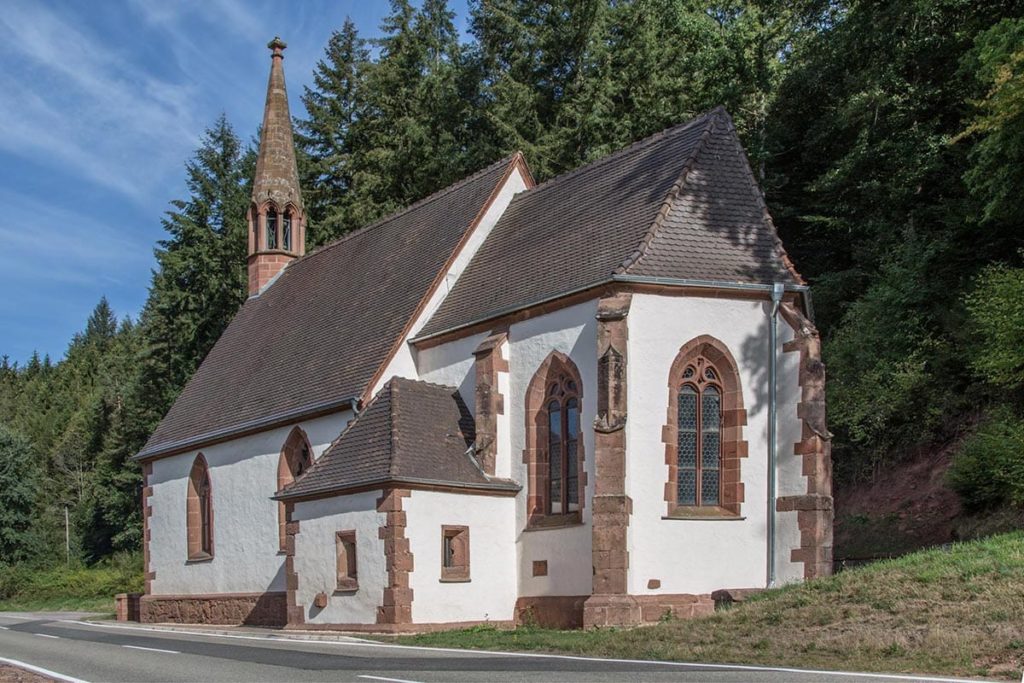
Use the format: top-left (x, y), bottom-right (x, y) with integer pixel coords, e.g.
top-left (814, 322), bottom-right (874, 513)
top-left (0, 553), bottom-right (142, 614)
top-left (396, 532), bottom-right (1024, 679)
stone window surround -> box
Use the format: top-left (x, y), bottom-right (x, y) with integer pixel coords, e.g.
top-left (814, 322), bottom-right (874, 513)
top-left (440, 525), bottom-right (470, 582)
top-left (249, 200), bottom-right (303, 254)
top-left (523, 351), bottom-right (588, 529)
top-left (662, 335), bottom-right (747, 518)
top-left (277, 426), bottom-right (314, 552)
top-left (335, 530), bottom-right (358, 592)
top-left (186, 453), bottom-right (214, 562)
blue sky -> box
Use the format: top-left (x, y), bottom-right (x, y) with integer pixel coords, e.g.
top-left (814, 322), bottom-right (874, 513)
top-left (0, 0), bottom-right (469, 365)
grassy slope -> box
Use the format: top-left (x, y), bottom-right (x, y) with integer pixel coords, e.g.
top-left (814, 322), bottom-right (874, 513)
top-left (0, 554), bottom-right (142, 614)
top-left (398, 533), bottom-right (1024, 679)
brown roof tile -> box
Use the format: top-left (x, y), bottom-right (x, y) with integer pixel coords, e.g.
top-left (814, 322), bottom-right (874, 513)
top-left (417, 108), bottom-right (800, 339)
top-left (276, 376), bottom-right (519, 499)
top-left (138, 156), bottom-right (517, 459)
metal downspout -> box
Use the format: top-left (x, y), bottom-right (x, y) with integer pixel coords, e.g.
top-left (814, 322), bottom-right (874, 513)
top-left (767, 282), bottom-right (785, 588)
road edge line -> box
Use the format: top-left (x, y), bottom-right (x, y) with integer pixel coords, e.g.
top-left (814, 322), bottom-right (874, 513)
top-left (0, 656), bottom-right (88, 683)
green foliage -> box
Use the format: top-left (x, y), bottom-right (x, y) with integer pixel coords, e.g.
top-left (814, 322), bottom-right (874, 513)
top-left (0, 552), bottom-right (142, 613)
top-left (0, 426), bottom-right (40, 563)
top-left (948, 408), bottom-right (1024, 511)
top-left (965, 262), bottom-right (1024, 390)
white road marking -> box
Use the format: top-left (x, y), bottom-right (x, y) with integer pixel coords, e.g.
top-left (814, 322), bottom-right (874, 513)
top-left (122, 645), bottom-right (180, 654)
top-left (0, 656), bottom-right (87, 683)
top-left (0, 626), bottom-right (8, 630)
top-left (60, 619), bottom-right (976, 683)
top-left (33, 633), bottom-right (59, 639)
top-left (358, 676), bottom-right (424, 683)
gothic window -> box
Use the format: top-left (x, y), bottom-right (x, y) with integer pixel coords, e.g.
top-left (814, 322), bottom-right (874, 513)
top-left (665, 336), bottom-right (747, 517)
top-left (677, 360), bottom-right (722, 506)
top-left (266, 209), bottom-right (278, 250)
top-left (277, 427), bottom-right (313, 551)
top-left (524, 352), bottom-right (586, 526)
top-left (547, 377), bottom-right (580, 515)
top-left (282, 211), bottom-right (292, 251)
top-left (187, 455), bottom-right (213, 560)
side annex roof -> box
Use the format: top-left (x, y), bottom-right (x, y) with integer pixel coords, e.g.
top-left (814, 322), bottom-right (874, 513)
top-left (276, 376), bottom-right (519, 500)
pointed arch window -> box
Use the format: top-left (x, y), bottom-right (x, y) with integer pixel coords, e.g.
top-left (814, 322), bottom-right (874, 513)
top-left (524, 352), bottom-right (586, 527)
top-left (187, 455), bottom-right (213, 560)
top-left (677, 361), bottom-right (722, 507)
top-left (547, 376), bottom-right (580, 515)
top-left (266, 209), bottom-right (278, 250)
top-left (277, 428), bottom-right (313, 551)
top-left (665, 336), bottom-right (748, 517)
top-left (282, 210), bottom-right (292, 251)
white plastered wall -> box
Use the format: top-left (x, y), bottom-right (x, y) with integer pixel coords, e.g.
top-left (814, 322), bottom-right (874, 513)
top-left (404, 490), bottom-right (516, 623)
top-left (292, 490), bottom-right (386, 625)
top-left (417, 300), bottom-right (599, 600)
top-left (509, 301), bottom-right (598, 597)
top-left (371, 165), bottom-right (531, 396)
top-left (626, 293), bottom-right (804, 595)
top-left (147, 409), bottom-right (352, 596)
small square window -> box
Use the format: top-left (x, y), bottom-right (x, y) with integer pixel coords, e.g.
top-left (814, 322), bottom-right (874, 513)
top-left (336, 530), bottom-right (358, 591)
top-left (441, 525), bottom-right (470, 582)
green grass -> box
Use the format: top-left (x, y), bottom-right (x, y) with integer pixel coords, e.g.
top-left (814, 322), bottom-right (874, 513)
top-left (0, 553), bottom-right (142, 615)
top-left (396, 532), bottom-right (1024, 679)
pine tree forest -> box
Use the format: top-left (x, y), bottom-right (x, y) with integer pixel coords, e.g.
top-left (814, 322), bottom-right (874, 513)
top-left (2, 0), bottom-right (1023, 569)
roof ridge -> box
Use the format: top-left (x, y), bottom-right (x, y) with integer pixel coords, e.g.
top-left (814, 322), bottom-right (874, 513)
top-left (617, 107), bottom-right (723, 275)
top-left (298, 154), bottom-right (519, 265)
top-left (516, 108), bottom-right (719, 202)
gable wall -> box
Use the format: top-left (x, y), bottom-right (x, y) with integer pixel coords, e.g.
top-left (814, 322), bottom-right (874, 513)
top-left (625, 293), bottom-right (804, 595)
top-left (147, 409), bottom-right (352, 596)
top-left (371, 165), bottom-right (531, 397)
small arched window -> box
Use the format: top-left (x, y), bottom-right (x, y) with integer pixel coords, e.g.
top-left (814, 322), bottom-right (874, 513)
top-left (187, 455), bottom-right (213, 560)
top-left (677, 361), bottom-right (722, 507)
top-left (282, 210), bottom-right (292, 251)
top-left (277, 427), bottom-right (313, 551)
top-left (266, 209), bottom-right (278, 250)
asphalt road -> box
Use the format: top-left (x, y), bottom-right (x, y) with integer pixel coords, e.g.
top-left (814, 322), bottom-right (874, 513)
top-left (0, 612), bottom-right (984, 683)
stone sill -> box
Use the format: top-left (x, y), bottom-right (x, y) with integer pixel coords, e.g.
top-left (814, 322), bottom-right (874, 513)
top-left (439, 577), bottom-right (471, 584)
top-left (333, 585), bottom-right (359, 594)
top-left (185, 553), bottom-right (213, 564)
top-left (524, 515), bottom-right (584, 532)
top-left (661, 514), bottom-right (746, 521)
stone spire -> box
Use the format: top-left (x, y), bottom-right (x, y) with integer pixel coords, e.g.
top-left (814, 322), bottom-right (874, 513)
top-left (247, 36), bottom-right (306, 296)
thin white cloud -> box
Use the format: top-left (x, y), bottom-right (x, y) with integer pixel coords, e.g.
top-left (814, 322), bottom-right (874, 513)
top-left (0, 1), bottom-right (201, 202)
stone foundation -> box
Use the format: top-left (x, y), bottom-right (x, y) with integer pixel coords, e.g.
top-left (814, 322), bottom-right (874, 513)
top-left (584, 593), bottom-right (714, 628)
top-left (514, 596), bottom-right (588, 629)
top-left (141, 592), bottom-right (286, 626)
top-left (115, 593), bottom-right (142, 622)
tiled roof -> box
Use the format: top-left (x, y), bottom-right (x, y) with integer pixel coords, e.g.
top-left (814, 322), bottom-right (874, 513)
top-left (137, 156), bottom-right (517, 459)
top-left (418, 107), bottom-right (801, 338)
top-left (276, 376), bottom-right (519, 499)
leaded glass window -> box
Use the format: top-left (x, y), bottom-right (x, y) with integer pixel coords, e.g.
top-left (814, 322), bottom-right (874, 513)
top-left (282, 211), bottom-right (292, 251)
top-left (676, 357), bottom-right (723, 507)
top-left (546, 373), bottom-right (580, 516)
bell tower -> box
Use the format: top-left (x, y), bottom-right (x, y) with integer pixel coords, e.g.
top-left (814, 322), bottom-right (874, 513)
top-left (248, 36), bottom-right (305, 296)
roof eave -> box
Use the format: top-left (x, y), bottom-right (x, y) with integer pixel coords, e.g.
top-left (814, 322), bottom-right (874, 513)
top-left (274, 475), bottom-right (522, 503)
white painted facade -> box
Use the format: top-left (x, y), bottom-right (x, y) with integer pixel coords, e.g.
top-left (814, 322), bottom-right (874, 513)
top-left (147, 409), bottom-right (352, 596)
top-left (404, 490), bottom-right (517, 624)
top-left (292, 491), bottom-right (386, 625)
top-left (625, 293), bottom-right (804, 594)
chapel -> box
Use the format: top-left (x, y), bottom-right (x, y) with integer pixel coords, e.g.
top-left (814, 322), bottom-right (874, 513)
top-left (131, 37), bottom-right (832, 631)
